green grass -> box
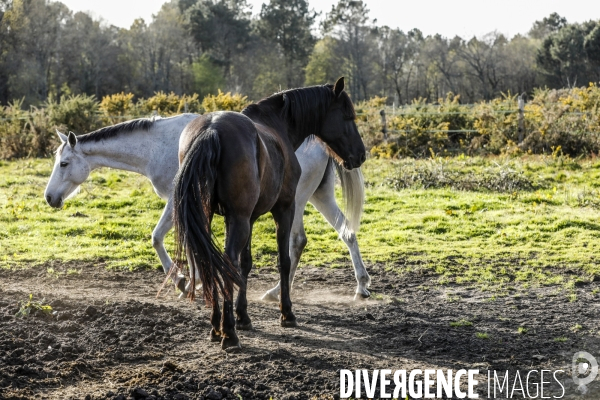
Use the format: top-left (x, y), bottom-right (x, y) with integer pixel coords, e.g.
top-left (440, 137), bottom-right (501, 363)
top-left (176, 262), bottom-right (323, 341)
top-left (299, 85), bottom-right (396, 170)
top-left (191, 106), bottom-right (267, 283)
top-left (1, 155), bottom-right (600, 289)
top-left (450, 319), bottom-right (473, 328)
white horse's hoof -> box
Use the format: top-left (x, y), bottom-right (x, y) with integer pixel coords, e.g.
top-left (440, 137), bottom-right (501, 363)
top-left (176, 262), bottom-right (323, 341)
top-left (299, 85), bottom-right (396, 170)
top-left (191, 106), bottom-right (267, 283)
top-left (261, 290), bottom-right (279, 302)
top-left (354, 289), bottom-right (370, 301)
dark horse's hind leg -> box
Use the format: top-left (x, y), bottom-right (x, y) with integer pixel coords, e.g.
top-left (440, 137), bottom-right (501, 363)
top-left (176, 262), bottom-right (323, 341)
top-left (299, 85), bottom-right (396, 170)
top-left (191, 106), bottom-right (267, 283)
top-left (221, 216), bottom-right (251, 351)
top-left (209, 286), bottom-right (222, 342)
top-left (235, 229), bottom-right (253, 330)
top-left (272, 204), bottom-right (297, 327)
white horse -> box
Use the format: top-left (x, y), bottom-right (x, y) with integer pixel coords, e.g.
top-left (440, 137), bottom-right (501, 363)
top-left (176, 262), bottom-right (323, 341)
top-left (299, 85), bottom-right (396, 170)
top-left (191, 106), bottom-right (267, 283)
top-left (43, 115), bottom-right (371, 299)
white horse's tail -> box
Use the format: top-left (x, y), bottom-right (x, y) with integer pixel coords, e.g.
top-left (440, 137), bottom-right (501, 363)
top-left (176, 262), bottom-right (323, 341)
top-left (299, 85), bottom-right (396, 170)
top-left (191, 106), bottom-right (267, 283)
top-left (333, 159), bottom-right (365, 238)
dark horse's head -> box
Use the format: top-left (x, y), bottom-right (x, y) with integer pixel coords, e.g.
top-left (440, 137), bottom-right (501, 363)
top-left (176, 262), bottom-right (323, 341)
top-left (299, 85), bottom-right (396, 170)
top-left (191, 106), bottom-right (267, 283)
top-left (318, 77), bottom-right (366, 169)
top-left (277, 77), bottom-right (366, 170)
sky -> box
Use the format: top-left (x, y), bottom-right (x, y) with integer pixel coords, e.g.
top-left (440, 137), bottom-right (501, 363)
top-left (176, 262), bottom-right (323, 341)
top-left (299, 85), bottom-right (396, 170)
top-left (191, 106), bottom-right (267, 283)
top-left (57, 0), bottom-right (600, 39)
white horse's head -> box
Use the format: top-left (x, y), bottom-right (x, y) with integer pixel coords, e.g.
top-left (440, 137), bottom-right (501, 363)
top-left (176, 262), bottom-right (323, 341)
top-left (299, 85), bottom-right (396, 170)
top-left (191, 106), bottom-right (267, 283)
top-left (44, 130), bottom-right (90, 208)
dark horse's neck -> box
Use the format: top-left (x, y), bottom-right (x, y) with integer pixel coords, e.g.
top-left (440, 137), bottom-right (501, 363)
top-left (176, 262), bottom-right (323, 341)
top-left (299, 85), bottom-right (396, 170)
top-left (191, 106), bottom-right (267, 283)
top-left (242, 85), bottom-right (337, 150)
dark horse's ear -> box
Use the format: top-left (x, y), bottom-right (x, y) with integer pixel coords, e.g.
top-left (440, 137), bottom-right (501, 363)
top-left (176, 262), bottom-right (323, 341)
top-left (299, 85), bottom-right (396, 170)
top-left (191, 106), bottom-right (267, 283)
top-left (333, 77), bottom-right (345, 97)
top-left (67, 131), bottom-right (77, 148)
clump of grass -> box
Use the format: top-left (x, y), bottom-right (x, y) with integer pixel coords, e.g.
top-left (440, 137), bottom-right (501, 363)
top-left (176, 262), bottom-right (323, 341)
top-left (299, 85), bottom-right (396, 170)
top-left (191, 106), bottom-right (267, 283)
top-left (476, 332), bottom-right (489, 339)
top-left (571, 324), bottom-right (583, 333)
top-left (554, 337), bottom-right (568, 342)
top-left (517, 327), bottom-right (528, 335)
top-left (450, 319), bottom-right (473, 328)
top-left (385, 159), bottom-right (536, 192)
top-left (569, 293), bottom-right (578, 302)
top-left (15, 294), bottom-right (52, 318)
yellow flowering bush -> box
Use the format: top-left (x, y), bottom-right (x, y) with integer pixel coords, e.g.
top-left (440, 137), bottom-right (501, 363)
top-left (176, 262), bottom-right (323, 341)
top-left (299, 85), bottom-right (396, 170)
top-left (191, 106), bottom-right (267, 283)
top-left (140, 92), bottom-right (202, 116)
top-left (202, 90), bottom-right (250, 113)
top-left (100, 92), bottom-right (136, 123)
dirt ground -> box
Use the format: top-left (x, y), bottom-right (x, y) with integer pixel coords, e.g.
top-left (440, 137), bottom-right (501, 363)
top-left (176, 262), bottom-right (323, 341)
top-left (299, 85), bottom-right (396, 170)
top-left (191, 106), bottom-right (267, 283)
top-left (1, 262), bottom-right (599, 400)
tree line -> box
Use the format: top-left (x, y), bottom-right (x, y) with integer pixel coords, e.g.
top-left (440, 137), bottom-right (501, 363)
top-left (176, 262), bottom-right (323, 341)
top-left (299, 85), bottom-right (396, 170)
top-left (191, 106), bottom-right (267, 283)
top-left (0, 0), bottom-right (599, 107)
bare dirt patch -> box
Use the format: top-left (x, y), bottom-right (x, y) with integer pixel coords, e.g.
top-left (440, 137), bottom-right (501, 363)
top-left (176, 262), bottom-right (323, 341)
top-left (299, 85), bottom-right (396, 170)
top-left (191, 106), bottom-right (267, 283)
top-left (1, 263), bottom-right (599, 399)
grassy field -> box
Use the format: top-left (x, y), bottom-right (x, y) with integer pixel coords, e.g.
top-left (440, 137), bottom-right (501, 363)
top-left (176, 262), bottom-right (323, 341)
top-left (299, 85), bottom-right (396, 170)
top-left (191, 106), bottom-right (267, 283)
top-left (1, 155), bottom-right (600, 292)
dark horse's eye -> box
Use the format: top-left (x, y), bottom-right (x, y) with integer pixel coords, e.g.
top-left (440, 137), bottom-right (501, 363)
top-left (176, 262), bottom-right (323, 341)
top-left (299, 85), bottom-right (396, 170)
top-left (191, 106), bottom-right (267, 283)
top-left (59, 162), bottom-right (69, 168)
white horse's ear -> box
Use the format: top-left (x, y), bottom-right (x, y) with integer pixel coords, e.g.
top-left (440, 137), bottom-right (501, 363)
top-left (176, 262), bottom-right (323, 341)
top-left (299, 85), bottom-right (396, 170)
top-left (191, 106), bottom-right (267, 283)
top-left (67, 131), bottom-right (77, 148)
top-left (56, 129), bottom-right (68, 143)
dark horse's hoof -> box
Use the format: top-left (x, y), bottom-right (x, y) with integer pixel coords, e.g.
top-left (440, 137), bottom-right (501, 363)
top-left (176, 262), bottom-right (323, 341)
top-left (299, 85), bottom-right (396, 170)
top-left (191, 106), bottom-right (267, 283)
top-left (221, 337), bottom-right (242, 352)
top-left (209, 328), bottom-right (221, 342)
top-left (236, 320), bottom-right (253, 331)
top-left (280, 317), bottom-right (298, 328)
top-left (176, 277), bottom-right (187, 294)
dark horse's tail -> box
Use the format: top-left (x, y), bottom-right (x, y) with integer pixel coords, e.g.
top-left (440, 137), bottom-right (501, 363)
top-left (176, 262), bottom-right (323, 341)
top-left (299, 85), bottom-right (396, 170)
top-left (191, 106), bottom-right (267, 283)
top-left (173, 129), bottom-right (244, 303)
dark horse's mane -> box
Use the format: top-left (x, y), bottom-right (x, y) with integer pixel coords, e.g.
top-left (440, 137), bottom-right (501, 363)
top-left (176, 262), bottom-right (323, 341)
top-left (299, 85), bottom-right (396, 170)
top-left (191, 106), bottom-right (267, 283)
top-left (242, 84), bottom-right (356, 140)
top-left (77, 118), bottom-right (156, 144)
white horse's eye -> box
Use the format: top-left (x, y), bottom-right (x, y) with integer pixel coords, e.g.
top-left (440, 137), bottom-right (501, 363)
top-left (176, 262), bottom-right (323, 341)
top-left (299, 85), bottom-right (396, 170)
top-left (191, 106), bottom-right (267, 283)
top-left (59, 162), bottom-right (69, 168)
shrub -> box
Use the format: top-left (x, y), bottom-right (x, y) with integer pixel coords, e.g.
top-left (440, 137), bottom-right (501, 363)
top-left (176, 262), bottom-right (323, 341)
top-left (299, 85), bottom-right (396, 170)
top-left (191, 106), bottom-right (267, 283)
top-left (0, 100), bottom-right (53, 159)
top-left (202, 90), bottom-right (250, 112)
top-left (46, 93), bottom-right (101, 134)
top-left (100, 92), bottom-right (137, 123)
top-left (140, 92), bottom-right (202, 116)
top-left (364, 84), bottom-right (600, 158)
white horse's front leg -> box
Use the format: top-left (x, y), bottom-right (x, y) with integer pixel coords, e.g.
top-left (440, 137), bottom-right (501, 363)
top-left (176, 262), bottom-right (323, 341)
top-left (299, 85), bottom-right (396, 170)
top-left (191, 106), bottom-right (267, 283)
top-left (152, 200), bottom-right (186, 293)
top-left (309, 189), bottom-right (371, 300)
top-left (342, 232), bottom-right (371, 299)
top-left (261, 204), bottom-right (307, 302)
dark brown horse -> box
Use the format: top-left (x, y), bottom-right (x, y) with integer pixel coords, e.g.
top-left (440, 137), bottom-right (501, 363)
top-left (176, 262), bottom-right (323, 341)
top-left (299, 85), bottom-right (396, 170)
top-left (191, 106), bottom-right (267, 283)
top-left (172, 77), bottom-right (365, 351)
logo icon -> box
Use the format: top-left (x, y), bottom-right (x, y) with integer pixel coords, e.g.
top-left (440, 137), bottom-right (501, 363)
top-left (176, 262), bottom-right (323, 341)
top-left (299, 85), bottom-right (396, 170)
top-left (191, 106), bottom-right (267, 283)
top-left (572, 351), bottom-right (598, 394)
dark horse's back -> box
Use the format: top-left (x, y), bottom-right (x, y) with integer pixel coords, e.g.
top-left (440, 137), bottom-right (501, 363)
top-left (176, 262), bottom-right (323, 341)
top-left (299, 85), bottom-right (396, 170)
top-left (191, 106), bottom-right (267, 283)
top-left (178, 111), bottom-right (296, 218)
top-left (179, 112), bottom-right (260, 213)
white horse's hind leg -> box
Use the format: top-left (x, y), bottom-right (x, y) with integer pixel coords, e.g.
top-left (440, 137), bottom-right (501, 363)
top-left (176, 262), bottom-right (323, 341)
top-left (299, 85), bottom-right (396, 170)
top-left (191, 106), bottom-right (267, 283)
top-left (309, 170), bottom-right (371, 300)
top-left (152, 200), bottom-right (186, 293)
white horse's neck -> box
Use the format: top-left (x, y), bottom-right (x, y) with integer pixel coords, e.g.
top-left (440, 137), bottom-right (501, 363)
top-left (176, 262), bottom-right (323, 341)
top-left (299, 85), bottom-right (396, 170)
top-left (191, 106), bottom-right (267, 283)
top-left (81, 135), bottom-right (151, 176)
top-left (79, 116), bottom-right (193, 178)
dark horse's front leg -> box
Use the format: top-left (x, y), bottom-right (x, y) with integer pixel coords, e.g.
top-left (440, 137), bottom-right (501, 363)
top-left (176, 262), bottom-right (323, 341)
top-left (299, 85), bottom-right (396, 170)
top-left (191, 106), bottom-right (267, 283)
top-left (272, 204), bottom-right (297, 327)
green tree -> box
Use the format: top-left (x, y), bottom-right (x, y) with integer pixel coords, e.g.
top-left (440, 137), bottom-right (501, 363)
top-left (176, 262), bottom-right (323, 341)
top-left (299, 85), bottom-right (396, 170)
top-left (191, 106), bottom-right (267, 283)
top-left (192, 54), bottom-right (225, 97)
top-left (537, 24), bottom-right (587, 87)
top-left (458, 32), bottom-right (508, 100)
top-left (322, 0), bottom-right (374, 100)
top-left (584, 23), bottom-right (600, 81)
top-left (423, 33), bottom-right (461, 100)
top-left (0, 0), bottom-right (70, 104)
top-left (304, 36), bottom-right (340, 86)
top-left (257, 0), bottom-right (316, 88)
top-left (60, 12), bottom-right (122, 98)
top-left (529, 13), bottom-right (567, 40)
top-left (187, 0), bottom-right (251, 80)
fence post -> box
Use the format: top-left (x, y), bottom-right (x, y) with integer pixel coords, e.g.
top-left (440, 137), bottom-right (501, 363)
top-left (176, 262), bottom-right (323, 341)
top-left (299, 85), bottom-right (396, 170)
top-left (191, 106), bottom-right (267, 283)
top-left (518, 94), bottom-right (525, 144)
top-left (380, 109), bottom-right (388, 141)
top-left (184, 102), bottom-right (188, 113)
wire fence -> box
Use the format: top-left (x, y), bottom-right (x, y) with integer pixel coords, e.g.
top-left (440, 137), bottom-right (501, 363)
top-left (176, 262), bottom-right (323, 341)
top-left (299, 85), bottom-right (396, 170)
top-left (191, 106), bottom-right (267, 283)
top-left (356, 106), bottom-right (600, 140)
